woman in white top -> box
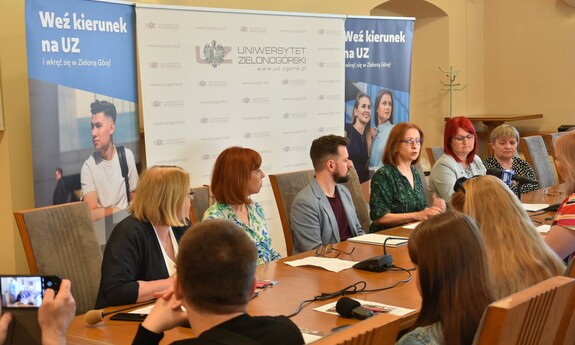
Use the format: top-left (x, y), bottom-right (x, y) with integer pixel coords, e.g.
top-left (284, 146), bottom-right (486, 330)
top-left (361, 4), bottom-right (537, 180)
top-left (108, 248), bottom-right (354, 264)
top-left (95, 165), bottom-right (191, 308)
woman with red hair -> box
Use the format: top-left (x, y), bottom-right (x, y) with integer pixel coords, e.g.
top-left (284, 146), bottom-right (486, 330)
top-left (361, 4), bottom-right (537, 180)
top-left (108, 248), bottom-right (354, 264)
top-left (429, 116), bottom-right (486, 202)
top-left (202, 147), bottom-right (281, 264)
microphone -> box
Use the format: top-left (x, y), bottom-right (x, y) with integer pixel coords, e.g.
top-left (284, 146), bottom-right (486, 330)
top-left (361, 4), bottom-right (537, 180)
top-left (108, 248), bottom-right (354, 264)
top-left (486, 168), bottom-right (538, 185)
top-left (335, 297), bottom-right (374, 320)
top-left (352, 237), bottom-right (406, 272)
top-left (84, 300), bottom-right (155, 325)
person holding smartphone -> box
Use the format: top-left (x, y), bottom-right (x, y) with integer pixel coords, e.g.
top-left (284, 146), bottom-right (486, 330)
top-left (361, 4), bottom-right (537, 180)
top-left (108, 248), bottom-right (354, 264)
top-left (0, 279), bottom-right (76, 345)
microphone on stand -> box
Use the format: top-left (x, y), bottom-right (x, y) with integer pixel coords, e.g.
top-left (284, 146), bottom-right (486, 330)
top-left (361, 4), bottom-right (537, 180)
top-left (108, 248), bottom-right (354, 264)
top-left (84, 300), bottom-right (156, 325)
top-left (335, 297), bottom-right (374, 320)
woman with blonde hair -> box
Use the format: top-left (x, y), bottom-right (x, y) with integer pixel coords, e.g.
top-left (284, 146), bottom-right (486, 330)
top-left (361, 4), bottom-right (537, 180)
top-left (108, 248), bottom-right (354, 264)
top-left (96, 166), bottom-right (191, 308)
top-left (544, 129), bottom-right (575, 259)
top-left (451, 175), bottom-right (565, 298)
top-left (396, 211), bottom-right (494, 345)
top-left (483, 124), bottom-right (538, 196)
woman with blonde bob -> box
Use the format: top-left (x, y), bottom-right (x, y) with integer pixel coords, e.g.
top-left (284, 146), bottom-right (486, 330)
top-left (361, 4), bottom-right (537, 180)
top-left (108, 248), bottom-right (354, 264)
top-left (396, 211), bottom-right (494, 345)
top-left (95, 166), bottom-right (191, 308)
top-left (451, 175), bottom-right (565, 299)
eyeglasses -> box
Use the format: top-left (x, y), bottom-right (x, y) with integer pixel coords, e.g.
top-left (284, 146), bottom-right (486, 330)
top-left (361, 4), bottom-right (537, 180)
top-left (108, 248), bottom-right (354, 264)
top-left (453, 134), bottom-right (475, 142)
top-left (400, 138), bottom-right (422, 145)
top-left (315, 244), bottom-right (355, 258)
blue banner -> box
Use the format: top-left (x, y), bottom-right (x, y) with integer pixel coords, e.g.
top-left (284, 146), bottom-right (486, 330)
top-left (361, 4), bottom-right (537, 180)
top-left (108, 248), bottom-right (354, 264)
top-left (25, 0), bottom-right (139, 210)
top-left (344, 17), bottom-right (414, 174)
top-left (26, 0), bottom-right (137, 101)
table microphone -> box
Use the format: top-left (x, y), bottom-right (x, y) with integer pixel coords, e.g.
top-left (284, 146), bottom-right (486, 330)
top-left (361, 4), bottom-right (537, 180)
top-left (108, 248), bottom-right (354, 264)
top-left (335, 297), bottom-right (373, 320)
top-left (84, 300), bottom-right (155, 325)
top-left (486, 168), bottom-right (538, 185)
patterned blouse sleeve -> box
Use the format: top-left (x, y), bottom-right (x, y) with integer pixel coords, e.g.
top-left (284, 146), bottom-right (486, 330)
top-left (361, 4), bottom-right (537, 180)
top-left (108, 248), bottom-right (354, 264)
top-left (369, 168), bottom-right (393, 220)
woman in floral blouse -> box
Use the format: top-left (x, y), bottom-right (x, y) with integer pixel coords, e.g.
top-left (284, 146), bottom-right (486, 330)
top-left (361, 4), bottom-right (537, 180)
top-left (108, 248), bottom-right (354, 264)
top-left (369, 123), bottom-right (445, 232)
top-left (203, 146), bottom-right (281, 264)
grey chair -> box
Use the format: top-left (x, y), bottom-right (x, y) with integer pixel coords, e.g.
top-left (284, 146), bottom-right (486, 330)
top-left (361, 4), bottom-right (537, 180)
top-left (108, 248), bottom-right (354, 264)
top-left (13, 202), bottom-right (102, 315)
top-left (269, 170), bottom-right (315, 256)
top-left (425, 146), bottom-right (444, 167)
top-left (269, 167), bottom-right (370, 256)
top-left (414, 163), bottom-right (433, 206)
top-left (341, 167), bottom-right (371, 233)
top-left (520, 135), bottom-right (557, 189)
top-left (189, 185), bottom-right (213, 224)
top-left (551, 132), bottom-right (567, 183)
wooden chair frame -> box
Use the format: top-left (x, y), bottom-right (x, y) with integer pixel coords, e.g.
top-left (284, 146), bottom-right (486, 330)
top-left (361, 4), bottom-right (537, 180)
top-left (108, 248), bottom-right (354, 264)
top-left (311, 313), bottom-right (402, 345)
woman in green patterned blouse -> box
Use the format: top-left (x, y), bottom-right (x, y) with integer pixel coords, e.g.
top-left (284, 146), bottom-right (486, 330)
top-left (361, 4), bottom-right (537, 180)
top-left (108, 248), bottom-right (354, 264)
top-left (369, 123), bottom-right (445, 232)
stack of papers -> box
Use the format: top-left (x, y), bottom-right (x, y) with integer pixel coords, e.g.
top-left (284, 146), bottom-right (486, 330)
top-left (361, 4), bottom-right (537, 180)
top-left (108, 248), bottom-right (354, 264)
top-left (347, 234), bottom-right (408, 247)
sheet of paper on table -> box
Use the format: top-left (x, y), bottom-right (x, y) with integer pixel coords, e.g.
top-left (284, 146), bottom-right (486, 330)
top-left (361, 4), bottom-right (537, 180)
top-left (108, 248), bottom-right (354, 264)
top-left (314, 298), bottom-right (414, 317)
top-left (284, 257), bottom-right (358, 273)
top-left (129, 305), bottom-right (154, 314)
top-left (522, 203), bottom-right (549, 212)
top-left (300, 328), bottom-right (324, 344)
top-left (347, 234), bottom-right (408, 247)
top-left (536, 224), bottom-right (551, 234)
top-left (402, 221), bottom-right (421, 229)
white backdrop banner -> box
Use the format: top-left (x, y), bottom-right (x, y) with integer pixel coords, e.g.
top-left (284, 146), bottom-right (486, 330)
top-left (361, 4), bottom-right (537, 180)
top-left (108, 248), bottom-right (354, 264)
top-left (137, 6), bottom-right (345, 255)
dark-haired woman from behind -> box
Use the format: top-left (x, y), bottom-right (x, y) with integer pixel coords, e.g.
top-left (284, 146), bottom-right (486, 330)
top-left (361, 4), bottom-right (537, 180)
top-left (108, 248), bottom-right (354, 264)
top-left (396, 211), bottom-right (495, 345)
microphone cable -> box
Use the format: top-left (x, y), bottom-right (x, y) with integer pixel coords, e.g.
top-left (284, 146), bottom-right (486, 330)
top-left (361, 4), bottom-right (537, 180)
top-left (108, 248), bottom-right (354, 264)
top-left (284, 266), bottom-right (414, 318)
top-left (284, 281), bottom-right (366, 318)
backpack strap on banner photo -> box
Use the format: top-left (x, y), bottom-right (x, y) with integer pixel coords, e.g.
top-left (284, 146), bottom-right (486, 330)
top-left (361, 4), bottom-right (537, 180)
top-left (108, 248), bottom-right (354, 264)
top-left (116, 145), bottom-right (130, 202)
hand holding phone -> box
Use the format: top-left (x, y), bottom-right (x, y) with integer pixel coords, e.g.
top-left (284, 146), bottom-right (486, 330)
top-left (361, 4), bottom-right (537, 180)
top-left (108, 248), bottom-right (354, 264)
top-left (38, 279), bottom-right (76, 345)
top-left (0, 275), bottom-right (62, 345)
top-left (0, 275), bottom-right (61, 309)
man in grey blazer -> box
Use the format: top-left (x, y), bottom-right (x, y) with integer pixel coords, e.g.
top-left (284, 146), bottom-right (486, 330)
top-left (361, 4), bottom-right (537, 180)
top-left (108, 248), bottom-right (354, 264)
top-left (290, 135), bottom-right (366, 254)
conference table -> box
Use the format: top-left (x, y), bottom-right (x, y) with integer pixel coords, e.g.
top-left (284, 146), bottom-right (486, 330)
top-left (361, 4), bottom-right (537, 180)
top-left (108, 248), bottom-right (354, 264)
top-left (67, 226), bottom-right (419, 344)
top-left (66, 184), bottom-right (567, 344)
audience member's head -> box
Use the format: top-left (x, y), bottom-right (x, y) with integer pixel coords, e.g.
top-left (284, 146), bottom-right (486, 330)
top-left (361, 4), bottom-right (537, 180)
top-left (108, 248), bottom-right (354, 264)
top-left (129, 165), bottom-right (190, 227)
top-left (309, 134), bottom-right (350, 173)
top-left (381, 122), bottom-right (424, 166)
top-left (554, 130), bottom-right (575, 194)
top-left (176, 219), bottom-right (257, 314)
top-left (211, 147), bottom-right (263, 205)
top-left (451, 175), bottom-right (565, 298)
top-left (408, 211), bottom-right (494, 345)
top-left (443, 116), bottom-right (478, 164)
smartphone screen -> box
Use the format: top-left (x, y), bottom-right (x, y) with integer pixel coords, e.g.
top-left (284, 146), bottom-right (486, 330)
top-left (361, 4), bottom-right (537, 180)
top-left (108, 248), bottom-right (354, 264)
top-left (1, 276), bottom-right (61, 309)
